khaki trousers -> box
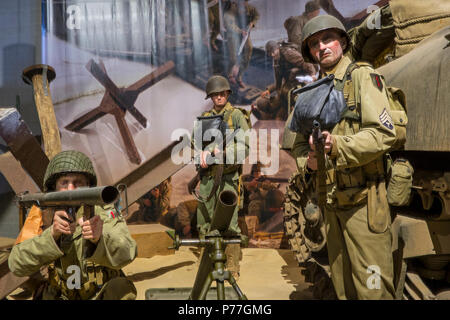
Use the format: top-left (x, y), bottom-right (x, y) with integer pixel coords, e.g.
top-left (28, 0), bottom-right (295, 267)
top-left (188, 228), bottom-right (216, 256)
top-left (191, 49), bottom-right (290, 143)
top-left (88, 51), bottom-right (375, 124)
top-left (325, 202), bottom-right (395, 300)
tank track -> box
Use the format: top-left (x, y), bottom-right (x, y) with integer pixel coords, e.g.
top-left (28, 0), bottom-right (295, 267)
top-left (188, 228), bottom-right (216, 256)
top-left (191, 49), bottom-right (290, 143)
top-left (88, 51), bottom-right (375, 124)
top-left (283, 172), bottom-right (336, 299)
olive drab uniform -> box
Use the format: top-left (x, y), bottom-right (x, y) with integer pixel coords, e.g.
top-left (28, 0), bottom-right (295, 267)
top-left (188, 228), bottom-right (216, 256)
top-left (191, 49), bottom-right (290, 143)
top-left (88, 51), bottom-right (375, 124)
top-left (195, 102), bottom-right (250, 236)
top-left (291, 54), bottom-right (397, 299)
top-left (8, 204), bottom-right (137, 300)
top-left (193, 102), bottom-right (250, 276)
top-left (8, 150), bottom-right (137, 300)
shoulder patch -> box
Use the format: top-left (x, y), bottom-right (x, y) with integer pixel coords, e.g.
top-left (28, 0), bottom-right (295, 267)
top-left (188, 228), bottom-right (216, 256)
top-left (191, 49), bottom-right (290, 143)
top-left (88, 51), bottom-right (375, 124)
top-left (379, 108), bottom-right (394, 130)
top-left (370, 73), bottom-right (383, 91)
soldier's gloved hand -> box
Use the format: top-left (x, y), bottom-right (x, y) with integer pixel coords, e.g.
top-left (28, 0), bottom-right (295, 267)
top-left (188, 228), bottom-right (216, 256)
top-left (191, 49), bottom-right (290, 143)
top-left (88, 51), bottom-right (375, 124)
top-left (78, 215), bottom-right (103, 244)
top-left (51, 210), bottom-right (77, 241)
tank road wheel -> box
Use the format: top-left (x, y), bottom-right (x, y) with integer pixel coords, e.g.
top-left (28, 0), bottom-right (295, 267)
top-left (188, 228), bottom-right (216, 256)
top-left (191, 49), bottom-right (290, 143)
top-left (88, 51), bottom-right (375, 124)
top-left (283, 172), bottom-right (336, 300)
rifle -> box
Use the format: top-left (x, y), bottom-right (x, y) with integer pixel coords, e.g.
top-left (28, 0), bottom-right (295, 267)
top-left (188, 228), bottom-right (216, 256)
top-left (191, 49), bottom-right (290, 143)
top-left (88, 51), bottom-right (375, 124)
top-left (17, 186), bottom-right (119, 258)
top-left (309, 120), bottom-right (327, 226)
top-left (256, 176), bottom-right (289, 184)
top-left (188, 115), bottom-right (240, 202)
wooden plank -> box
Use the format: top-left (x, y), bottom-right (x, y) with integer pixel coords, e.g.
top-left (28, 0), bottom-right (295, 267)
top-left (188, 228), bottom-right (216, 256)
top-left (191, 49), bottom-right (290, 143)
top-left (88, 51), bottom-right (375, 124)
top-left (25, 67), bottom-right (62, 159)
top-left (0, 152), bottom-right (40, 194)
top-left (114, 137), bottom-right (191, 207)
top-left (0, 108), bottom-right (49, 189)
top-left (0, 237), bottom-right (15, 251)
top-left (0, 251), bottom-right (30, 300)
top-left (127, 224), bottom-right (175, 258)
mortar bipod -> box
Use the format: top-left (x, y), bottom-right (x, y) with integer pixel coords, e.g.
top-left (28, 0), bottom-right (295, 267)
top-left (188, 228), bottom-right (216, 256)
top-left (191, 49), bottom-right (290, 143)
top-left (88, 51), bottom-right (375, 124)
top-left (167, 231), bottom-right (247, 300)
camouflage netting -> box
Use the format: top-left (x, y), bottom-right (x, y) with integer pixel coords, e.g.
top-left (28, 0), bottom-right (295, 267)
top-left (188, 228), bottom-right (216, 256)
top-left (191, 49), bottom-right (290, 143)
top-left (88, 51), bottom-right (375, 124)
top-left (43, 150), bottom-right (97, 191)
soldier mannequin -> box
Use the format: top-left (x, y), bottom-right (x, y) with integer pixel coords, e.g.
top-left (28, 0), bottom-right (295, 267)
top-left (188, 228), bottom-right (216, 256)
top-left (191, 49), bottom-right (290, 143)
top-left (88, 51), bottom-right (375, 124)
top-left (8, 150), bottom-right (137, 300)
top-left (140, 178), bottom-right (172, 223)
top-left (290, 15), bottom-right (396, 299)
top-left (193, 75), bottom-right (250, 279)
top-left (208, 0), bottom-right (221, 51)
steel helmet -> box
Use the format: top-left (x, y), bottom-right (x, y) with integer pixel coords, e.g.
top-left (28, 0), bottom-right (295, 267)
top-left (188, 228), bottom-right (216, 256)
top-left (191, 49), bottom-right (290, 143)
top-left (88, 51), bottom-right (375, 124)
top-left (43, 150), bottom-right (97, 191)
top-left (301, 15), bottom-right (350, 63)
top-left (205, 75), bottom-right (232, 99)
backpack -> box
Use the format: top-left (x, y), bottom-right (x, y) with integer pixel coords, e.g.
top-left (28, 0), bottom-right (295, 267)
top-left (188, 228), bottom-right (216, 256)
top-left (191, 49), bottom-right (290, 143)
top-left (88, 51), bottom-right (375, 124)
top-left (337, 61), bottom-right (407, 150)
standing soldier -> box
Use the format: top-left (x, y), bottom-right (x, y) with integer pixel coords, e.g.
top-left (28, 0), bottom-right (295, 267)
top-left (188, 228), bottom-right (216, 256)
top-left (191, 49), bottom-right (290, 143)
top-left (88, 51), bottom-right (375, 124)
top-left (8, 150), bottom-right (137, 300)
top-left (140, 178), bottom-right (172, 223)
top-left (224, 0), bottom-right (259, 89)
top-left (208, 0), bottom-right (221, 51)
top-left (289, 15), bottom-right (397, 299)
top-left (192, 75), bottom-right (250, 279)
top-left (253, 40), bottom-right (317, 121)
top-left (284, 1), bottom-right (321, 47)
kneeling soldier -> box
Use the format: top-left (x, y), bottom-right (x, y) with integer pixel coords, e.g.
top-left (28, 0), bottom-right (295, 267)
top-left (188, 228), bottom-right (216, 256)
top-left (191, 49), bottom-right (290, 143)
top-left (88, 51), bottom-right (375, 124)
top-left (9, 150), bottom-right (138, 300)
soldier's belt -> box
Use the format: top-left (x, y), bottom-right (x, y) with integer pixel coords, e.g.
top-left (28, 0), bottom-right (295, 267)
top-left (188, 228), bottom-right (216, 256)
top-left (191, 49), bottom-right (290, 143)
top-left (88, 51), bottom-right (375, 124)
top-left (334, 157), bottom-right (385, 189)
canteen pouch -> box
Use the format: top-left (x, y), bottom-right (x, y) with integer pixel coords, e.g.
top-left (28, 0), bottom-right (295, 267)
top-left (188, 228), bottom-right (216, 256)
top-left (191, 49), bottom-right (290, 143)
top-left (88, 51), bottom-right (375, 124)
top-left (387, 158), bottom-right (413, 206)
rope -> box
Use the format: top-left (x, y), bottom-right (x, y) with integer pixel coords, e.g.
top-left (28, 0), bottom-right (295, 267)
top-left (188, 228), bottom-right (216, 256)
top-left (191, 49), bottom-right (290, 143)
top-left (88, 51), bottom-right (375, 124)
top-left (394, 35), bottom-right (428, 45)
top-left (393, 13), bottom-right (450, 28)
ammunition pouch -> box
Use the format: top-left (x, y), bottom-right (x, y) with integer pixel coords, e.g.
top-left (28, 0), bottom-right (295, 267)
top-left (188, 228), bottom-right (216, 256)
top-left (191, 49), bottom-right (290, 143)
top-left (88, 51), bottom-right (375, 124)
top-left (48, 262), bottom-right (121, 300)
top-left (333, 157), bottom-right (387, 212)
top-left (387, 158), bottom-right (413, 207)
